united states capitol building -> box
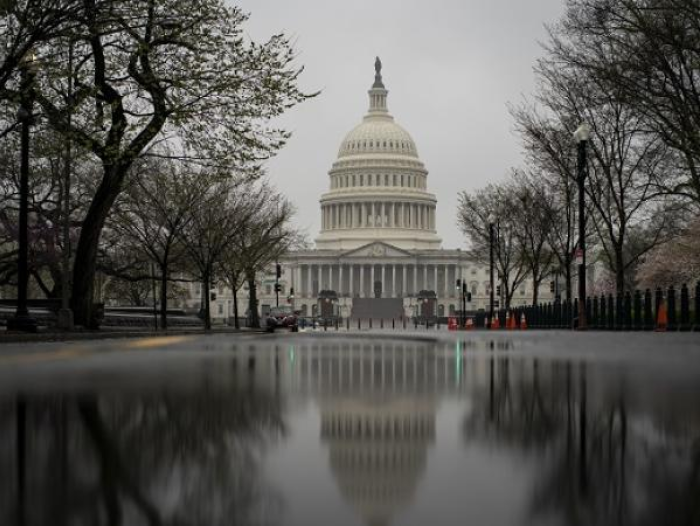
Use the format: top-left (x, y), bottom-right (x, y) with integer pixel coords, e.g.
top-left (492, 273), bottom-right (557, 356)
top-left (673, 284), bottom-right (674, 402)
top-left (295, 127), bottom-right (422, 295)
top-left (194, 59), bottom-right (550, 321)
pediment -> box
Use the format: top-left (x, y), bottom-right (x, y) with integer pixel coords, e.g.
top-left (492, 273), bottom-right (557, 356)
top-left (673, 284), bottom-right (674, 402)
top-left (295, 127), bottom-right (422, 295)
top-left (341, 241), bottom-right (412, 259)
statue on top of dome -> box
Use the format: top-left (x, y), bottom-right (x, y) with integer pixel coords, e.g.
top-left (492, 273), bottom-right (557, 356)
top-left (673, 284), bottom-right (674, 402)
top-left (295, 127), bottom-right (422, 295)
top-left (373, 56), bottom-right (384, 88)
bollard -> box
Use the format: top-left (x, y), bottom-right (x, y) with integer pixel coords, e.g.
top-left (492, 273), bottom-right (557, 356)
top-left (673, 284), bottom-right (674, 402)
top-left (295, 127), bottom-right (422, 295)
top-left (347, 317), bottom-right (350, 331)
top-left (380, 318), bottom-right (384, 329)
top-left (680, 284), bottom-right (690, 331)
top-left (592, 296), bottom-right (599, 329)
top-left (358, 318), bottom-right (361, 330)
top-left (668, 285), bottom-right (677, 331)
top-left (414, 317), bottom-right (418, 329)
top-left (633, 290), bottom-right (642, 331)
top-left (369, 318), bottom-right (373, 329)
top-left (392, 318), bottom-right (395, 329)
top-left (655, 287), bottom-right (663, 327)
top-left (695, 282), bottom-right (700, 332)
top-left (643, 289), bottom-right (653, 331)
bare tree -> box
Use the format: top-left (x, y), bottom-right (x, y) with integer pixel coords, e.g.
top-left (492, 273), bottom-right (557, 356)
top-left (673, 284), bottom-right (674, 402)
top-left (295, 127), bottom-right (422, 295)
top-left (508, 170), bottom-right (555, 305)
top-left (178, 178), bottom-right (253, 330)
top-left (557, 0), bottom-right (700, 205)
top-left (457, 183), bottom-right (528, 310)
top-left (230, 185), bottom-right (297, 329)
top-left (536, 20), bottom-right (678, 293)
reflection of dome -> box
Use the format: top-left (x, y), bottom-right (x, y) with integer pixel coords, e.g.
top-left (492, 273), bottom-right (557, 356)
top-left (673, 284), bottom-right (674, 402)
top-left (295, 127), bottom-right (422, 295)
top-left (315, 57), bottom-right (441, 251)
top-left (321, 398), bottom-right (435, 526)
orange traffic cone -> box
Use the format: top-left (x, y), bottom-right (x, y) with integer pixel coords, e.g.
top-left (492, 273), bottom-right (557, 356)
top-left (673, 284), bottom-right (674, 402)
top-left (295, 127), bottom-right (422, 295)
top-left (520, 312), bottom-right (527, 330)
top-left (655, 299), bottom-right (668, 332)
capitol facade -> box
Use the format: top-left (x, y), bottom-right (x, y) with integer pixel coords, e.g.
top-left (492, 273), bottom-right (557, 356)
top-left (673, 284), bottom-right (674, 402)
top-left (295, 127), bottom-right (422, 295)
top-left (185, 59), bottom-right (550, 321)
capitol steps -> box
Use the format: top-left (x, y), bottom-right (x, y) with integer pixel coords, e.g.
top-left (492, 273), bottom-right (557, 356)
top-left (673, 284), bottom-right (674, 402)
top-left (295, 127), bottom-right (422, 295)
top-left (350, 298), bottom-right (404, 320)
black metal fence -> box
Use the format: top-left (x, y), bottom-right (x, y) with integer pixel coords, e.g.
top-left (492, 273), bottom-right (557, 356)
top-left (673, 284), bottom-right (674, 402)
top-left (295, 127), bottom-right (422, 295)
top-left (503, 282), bottom-right (700, 331)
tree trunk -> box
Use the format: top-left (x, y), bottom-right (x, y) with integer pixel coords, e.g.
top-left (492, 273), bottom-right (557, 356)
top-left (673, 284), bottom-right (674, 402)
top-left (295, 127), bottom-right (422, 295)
top-left (614, 247), bottom-right (625, 296)
top-left (532, 276), bottom-right (540, 306)
top-left (70, 170), bottom-right (124, 329)
top-left (247, 273), bottom-right (260, 329)
top-left (203, 272), bottom-right (211, 330)
top-left (159, 266), bottom-right (168, 330)
top-left (232, 274), bottom-right (240, 330)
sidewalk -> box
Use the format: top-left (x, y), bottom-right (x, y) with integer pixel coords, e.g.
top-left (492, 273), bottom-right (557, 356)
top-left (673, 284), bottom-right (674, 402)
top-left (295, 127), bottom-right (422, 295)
top-left (0, 326), bottom-right (267, 344)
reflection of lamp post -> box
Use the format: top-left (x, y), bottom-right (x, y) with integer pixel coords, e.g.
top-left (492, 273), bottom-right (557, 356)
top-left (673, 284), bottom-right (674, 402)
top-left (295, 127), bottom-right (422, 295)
top-left (574, 123), bottom-right (590, 330)
top-left (8, 51), bottom-right (38, 332)
top-left (487, 213), bottom-right (496, 329)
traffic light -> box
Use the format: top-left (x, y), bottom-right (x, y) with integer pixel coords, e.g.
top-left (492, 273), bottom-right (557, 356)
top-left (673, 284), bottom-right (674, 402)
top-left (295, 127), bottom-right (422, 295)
top-left (276, 264), bottom-right (282, 278)
top-left (456, 279), bottom-right (461, 289)
top-left (550, 281), bottom-right (555, 293)
top-left (274, 283), bottom-right (282, 293)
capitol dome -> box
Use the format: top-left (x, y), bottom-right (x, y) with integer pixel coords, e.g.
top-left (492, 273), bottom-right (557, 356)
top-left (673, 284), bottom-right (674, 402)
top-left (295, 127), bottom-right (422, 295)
top-left (315, 57), bottom-right (442, 251)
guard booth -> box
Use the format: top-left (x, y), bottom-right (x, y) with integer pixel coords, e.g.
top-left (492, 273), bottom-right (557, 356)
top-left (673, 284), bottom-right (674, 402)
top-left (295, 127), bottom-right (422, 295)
top-left (416, 290), bottom-right (437, 324)
top-left (317, 290), bottom-right (339, 321)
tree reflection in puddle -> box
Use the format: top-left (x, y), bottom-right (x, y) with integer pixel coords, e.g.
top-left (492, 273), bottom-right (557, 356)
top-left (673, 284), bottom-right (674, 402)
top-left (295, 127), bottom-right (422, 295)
top-left (0, 391), bottom-right (285, 526)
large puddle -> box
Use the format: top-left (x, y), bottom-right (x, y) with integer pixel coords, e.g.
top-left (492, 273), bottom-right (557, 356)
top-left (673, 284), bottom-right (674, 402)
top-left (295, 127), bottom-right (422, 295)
top-left (1, 333), bottom-right (699, 525)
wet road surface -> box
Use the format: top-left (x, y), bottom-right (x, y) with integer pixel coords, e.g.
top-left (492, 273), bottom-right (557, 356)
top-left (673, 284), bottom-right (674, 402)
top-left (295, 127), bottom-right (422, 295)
top-left (0, 331), bottom-right (699, 526)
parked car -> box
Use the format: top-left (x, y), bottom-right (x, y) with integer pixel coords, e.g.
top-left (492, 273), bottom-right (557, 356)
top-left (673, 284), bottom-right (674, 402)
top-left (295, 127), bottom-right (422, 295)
top-left (265, 306), bottom-right (298, 331)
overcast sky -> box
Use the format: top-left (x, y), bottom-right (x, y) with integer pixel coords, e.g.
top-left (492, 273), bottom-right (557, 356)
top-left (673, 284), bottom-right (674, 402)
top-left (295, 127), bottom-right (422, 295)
top-left (232, 0), bottom-right (565, 248)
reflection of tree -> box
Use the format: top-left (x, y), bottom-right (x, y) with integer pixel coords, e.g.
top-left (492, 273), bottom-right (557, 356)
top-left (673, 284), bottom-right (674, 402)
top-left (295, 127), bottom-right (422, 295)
top-left (0, 391), bottom-right (285, 526)
top-left (465, 358), bottom-right (700, 526)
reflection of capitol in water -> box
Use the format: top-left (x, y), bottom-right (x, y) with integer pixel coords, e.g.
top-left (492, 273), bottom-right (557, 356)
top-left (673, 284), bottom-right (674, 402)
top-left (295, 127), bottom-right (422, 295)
top-left (231, 338), bottom-right (491, 525)
top-left (321, 397), bottom-right (435, 526)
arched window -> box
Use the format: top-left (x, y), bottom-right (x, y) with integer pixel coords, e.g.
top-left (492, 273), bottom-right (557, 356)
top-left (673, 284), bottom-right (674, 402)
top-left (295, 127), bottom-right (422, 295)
top-left (438, 304), bottom-right (445, 317)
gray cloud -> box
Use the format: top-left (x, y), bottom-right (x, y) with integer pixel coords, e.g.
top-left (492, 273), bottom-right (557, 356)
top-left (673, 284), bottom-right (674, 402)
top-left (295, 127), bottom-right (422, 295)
top-left (231, 0), bottom-right (565, 247)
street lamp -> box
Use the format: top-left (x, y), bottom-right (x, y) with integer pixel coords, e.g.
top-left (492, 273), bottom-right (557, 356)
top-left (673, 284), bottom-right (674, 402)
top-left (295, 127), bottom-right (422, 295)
top-left (574, 123), bottom-right (590, 330)
top-left (8, 51), bottom-right (38, 332)
top-left (57, 39), bottom-right (74, 330)
top-left (488, 213), bottom-right (496, 329)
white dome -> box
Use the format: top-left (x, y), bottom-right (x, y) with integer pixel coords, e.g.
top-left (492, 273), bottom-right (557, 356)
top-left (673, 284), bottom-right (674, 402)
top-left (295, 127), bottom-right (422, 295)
top-left (338, 117), bottom-right (418, 158)
top-left (315, 57), bottom-right (442, 251)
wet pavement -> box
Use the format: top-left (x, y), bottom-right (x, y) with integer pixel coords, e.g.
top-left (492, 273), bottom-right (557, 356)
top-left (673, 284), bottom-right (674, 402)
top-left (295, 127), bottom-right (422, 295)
top-left (0, 331), bottom-right (699, 526)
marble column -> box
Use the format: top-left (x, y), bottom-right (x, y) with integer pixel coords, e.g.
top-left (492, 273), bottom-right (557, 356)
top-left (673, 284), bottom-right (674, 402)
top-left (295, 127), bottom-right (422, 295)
top-left (402, 265), bottom-right (407, 296)
top-left (349, 264), bottom-right (354, 297)
top-left (381, 265), bottom-right (386, 297)
top-left (360, 265), bottom-right (364, 298)
top-left (413, 264), bottom-right (418, 294)
top-left (307, 265), bottom-right (312, 297)
top-left (434, 265), bottom-right (438, 295)
top-left (317, 265), bottom-right (322, 292)
top-left (370, 265), bottom-right (375, 294)
top-left (392, 264), bottom-right (397, 297)
top-left (423, 265), bottom-right (428, 292)
top-left (339, 264), bottom-right (344, 295)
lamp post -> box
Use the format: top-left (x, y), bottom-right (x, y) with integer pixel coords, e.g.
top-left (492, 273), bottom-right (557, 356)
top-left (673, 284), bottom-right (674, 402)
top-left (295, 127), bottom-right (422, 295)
top-left (574, 123), bottom-right (590, 330)
top-left (8, 51), bottom-right (38, 332)
top-left (57, 39), bottom-right (74, 330)
top-left (488, 213), bottom-right (496, 329)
